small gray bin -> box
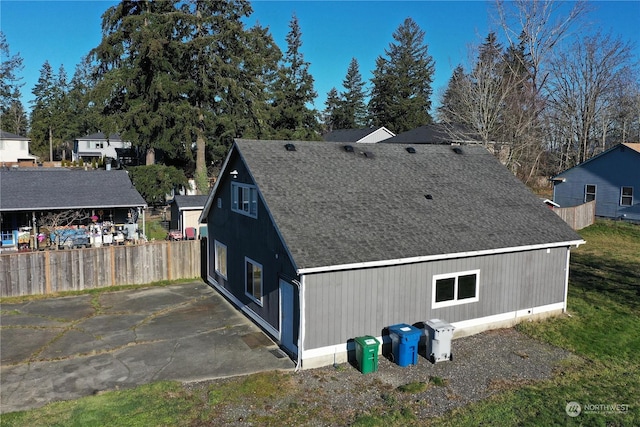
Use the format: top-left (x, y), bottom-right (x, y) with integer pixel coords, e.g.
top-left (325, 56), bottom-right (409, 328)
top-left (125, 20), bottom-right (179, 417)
top-left (424, 319), bottom-right (455, 363)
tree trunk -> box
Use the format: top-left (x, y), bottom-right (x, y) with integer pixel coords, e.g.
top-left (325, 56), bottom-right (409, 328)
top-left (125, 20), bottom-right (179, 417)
top-left (194, 110), bottom-right (208, 195)
top-left (49, 127), bottom-right (53, 162)
top-left (146, 147), bottom-right (155, 165)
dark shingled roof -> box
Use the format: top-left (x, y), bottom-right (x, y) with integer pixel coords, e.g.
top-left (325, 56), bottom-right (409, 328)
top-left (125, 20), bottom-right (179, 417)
top-left (323, 127), bottom-right (388, 142)
top-left (223, 139), bottom-right (581, 270)
top-left (384, 123), bottom-right (482, 144)
top-left (1, 130), bottom-right (30, 140)
top-left (0, 169), bottom-right (147, 211)
top-left (172, 195), bottom-right (209, 209)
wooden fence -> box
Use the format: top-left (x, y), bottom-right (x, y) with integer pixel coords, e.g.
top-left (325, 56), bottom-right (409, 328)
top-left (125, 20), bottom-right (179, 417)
top-left (0, 240), bottom-right (202, 298)
top-left (552, 200), bottom-right (596, 230)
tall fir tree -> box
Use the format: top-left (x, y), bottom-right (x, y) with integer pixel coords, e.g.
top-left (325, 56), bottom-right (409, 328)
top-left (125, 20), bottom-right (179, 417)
top-left (30, 61), bottom-right (69, 160)
top-left (0, 32), bottom-right (27, 135)
top-left (368, 18), bottom-right (435, 133)
top-left (322, 87), bottom-right (342, 133)
top-left (437, 64), bottom-right (469, 124)
top-left (91, 0), bottom-right (182, 166)
top-left (340, 58), bottom-right (368, 129)
top-left (271, 14), bottom-right (319, 140)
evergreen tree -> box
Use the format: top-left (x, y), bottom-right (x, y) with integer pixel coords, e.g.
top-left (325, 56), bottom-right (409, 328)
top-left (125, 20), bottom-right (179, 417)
top-left (437, 64), bottom-right (469, 123)
top-left (271, 14), bottom-right (319, 140)
top-left (174, 0), bottom-right (281, 192)
top-left (368, 18), bottom-right (435, 133)
top-left (30, 61), bottom-right (69, 160)
top-left (322, 87), bottom-right (341, 133)
top-left (67, 54), bottom-right (101, 142)
top-left (92, 0), bottom-right (182, 166)
top-left (337, 57), bottom-right (367, 129)
top-left (0, 32), bottom-right (27, 134)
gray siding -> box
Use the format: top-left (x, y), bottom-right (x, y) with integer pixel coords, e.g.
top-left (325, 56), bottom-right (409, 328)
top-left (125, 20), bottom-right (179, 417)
top-left (303, 247), bottom-right (568, 349)
top-left (207, 151), bottom-right (298, 333)
top-left (553, 146), bottom-right (640, 220)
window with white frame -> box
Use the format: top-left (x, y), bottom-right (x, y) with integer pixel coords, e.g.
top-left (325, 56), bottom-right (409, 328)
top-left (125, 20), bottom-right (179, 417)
top-left (621, 186), bottom-right (633, 206)
top-left (245, 258), bottom-right (263, 305)
top-left (214, 240), bottom-right (227, 278)
top-left (432, 270), bottom-right (480, 308)
top-left (231, 182), bottom-right (258, 218)
top-left (584, 184), bottom-right (596, 202)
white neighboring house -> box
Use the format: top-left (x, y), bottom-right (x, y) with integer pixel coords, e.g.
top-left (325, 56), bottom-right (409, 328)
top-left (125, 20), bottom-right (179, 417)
top-left (0, 130), bottom-right (38, 165)
top-left (72, 132), bottom-right (131, 162)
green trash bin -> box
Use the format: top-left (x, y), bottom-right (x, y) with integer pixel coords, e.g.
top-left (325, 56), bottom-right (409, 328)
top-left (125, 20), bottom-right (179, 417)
top-left (355, 336), bottom-right (380, 374)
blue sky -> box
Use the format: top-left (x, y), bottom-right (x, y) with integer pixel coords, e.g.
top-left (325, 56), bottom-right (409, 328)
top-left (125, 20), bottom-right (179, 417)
top-left (2, 0), bottom-right (639, 116)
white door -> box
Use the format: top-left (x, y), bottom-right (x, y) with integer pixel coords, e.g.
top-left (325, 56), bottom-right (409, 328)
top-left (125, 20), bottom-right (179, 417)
top-left (279, 279), bottom-right (297, 355)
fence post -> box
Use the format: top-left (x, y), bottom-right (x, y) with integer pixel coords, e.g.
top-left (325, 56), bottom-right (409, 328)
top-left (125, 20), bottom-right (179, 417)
top-left (45, 250), bottom-right (51, 294)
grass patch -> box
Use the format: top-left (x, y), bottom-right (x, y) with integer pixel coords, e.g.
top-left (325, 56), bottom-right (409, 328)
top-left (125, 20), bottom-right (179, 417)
top-left (2, 382), bottom-right (199, 427)
top-left (429, 376), bottom-right (449, 387)
top-left (397, 381), bottom-right (428, 393)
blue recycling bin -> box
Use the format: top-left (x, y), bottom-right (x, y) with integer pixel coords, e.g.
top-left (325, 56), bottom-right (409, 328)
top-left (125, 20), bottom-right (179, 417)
top-left (388, 323), bottom-right (421, 367)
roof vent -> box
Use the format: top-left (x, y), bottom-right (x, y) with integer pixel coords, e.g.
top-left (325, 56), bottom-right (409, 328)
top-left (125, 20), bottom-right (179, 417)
top-left (425, 194), bottom-right (433, 200)
top-left (284, 143), bottom-right (296, 151)
top-left (343, 145), bottom-right (355, 153)
top-left (362, 151), bottom-right (375, 158)
top-left (406, 147), bottom-right (416, 154)
top-left (452, 147), bottom-right (463, 155)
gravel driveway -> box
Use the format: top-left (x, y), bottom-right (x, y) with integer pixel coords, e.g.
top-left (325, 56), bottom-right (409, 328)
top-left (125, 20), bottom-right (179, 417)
top-left (187, 327), bottom-right (575, 425)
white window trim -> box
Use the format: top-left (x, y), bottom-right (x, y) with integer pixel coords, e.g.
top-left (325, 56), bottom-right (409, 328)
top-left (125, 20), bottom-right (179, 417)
top-left (432, 269), bottom-right (480, 309)
top-left (584, 184), bottom-right (596, 202)
top-left (245, 257), bottom-right (263, 306)
top-left (620, 186), bottom-right (633, 206)
top-left (231, 182), bottom-right (258, 218)
top-left (214, 240), bottom-right (227, 279)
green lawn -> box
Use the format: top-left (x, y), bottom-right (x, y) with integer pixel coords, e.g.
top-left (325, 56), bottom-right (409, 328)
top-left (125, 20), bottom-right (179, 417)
top-left (3, 220), bottom-right (639, 427)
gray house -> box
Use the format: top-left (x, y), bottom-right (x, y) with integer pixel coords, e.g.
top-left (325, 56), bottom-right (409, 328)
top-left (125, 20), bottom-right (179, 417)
top-left (552, 143), bottom-right (640, 222)
top-left (200, 140), bottom-right (584, 368)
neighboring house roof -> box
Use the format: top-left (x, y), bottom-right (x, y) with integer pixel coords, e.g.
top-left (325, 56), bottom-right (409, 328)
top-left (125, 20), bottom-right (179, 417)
top-left (0, 169), bottom-right (147, 211)
top-left (205, 139), bottom-right (582, 272)
top-left (384, 123), bottom-right (482, 144)
top-left (0, 130), bottom-right (30, 140)
top-left (552, 143), bottom-right (640, 179)
top-left (323, 126), bottom-right (395, 143)
top-left (75, 132), bottom-right (123, 141)
top-left (172, 195), bottom-right (209, 210)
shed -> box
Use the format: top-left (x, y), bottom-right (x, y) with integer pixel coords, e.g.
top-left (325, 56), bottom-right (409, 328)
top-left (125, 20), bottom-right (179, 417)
top-left (170, 195), bottom-right (209, 238)
top-left (200, 139), bottom-right (584, 368)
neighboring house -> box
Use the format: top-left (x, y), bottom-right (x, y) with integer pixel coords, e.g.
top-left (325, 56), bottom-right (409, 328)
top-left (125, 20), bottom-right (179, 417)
top-left (323, 126), bottom-right (395, 143)
top-left (72, 132), bottom-right (131, 163)
top-left (200, 139), bottom-right (584, 369)
top-left (0, 169), bottom-right (147, 250)
top-left (0, 130), bottom-right (38, 165)
top-left (552, 143), bottom-right (640, 222)
top-left (383, 123), bottom-right (482, 144)
top-left (170, 195), bottom-right (209, 237)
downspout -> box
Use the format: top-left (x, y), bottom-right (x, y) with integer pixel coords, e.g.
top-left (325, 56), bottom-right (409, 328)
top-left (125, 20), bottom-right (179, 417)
top-left (293, 276), bottom-right (305, 372)
top-left (562, 247), bottom-right (571, 313)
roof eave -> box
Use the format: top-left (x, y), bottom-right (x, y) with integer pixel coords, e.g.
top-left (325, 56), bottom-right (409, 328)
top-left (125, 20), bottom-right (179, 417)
top-left (297, 240), bottom-right (586, 275)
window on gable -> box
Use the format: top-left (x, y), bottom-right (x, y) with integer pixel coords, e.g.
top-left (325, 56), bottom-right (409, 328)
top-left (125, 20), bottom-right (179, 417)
top-left (621, 186), bottom-right (633, 206)
top-left (585, 184), bottom-right (596, 202)
top-left (432, 270), bottom-right (480, 308)
top-left (231, 182), bottom-right (258, 218)
top-left (245, 258), bottom-right (263, 305)
top-left (214, 240), bottom-right (227, 278)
